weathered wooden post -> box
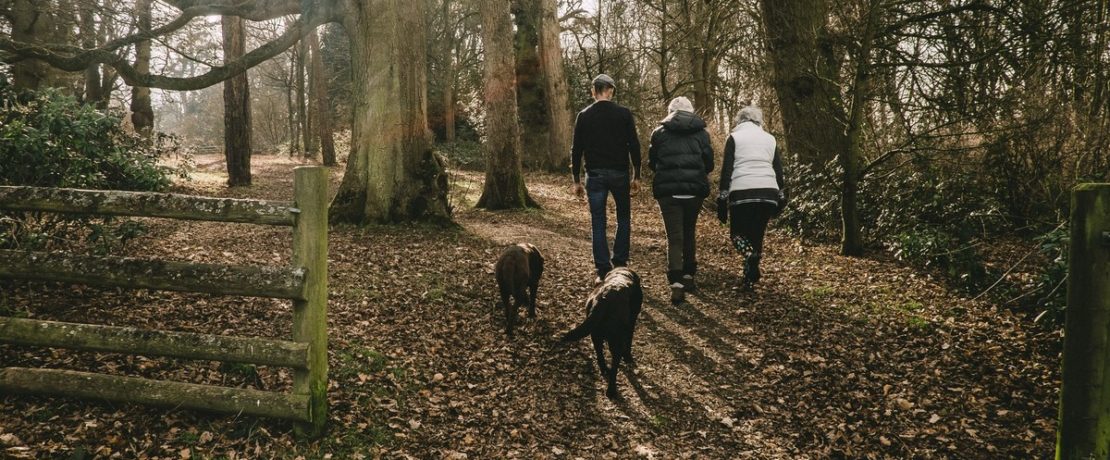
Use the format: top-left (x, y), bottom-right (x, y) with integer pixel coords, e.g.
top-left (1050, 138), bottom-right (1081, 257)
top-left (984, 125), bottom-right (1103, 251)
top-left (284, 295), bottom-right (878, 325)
top-left (292, 166), bottom-right (329, 438)
top-left (1057, 183), bottom-right (1110, 459)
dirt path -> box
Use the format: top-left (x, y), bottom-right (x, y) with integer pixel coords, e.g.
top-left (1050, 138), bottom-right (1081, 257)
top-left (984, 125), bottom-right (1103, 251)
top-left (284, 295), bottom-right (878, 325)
top-left (1, 155), bottom-right (1059, 459)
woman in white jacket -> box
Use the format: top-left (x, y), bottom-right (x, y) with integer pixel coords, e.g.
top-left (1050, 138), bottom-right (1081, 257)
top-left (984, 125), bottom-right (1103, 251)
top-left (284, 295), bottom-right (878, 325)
top-left (717, 106), bottom-right (785, 291)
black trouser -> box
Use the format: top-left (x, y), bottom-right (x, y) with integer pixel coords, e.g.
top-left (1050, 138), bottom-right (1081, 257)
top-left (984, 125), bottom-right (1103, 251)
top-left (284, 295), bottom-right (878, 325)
top-left (729, 202), bottom-right (777, 282)
top-left (657, 196), bottom-right (703, 283)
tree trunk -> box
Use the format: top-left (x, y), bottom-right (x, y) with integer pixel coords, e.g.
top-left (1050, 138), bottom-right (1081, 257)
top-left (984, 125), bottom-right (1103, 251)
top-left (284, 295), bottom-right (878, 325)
top-left (307, 30), bottom-right (337, 166)
top-left (287, 56), bottom-right (300, 157)
top-left (537, 0), bottom-right (572, 172)
top-left (300, 38), bottom-right (318, 158)
top-left (760, 0), bottom-right (847, 166)
top-left (78, 1), bottom-right (103, 106)
top-left (444, 76), bottom-right (456, 143)
top-left (839, 0), bottom-right (880, 257)
top-left (513, 0), bottom-right (550, 170)
top-left (477, 0), bottom-right (535, 209)
top-left (130, 0), bottom-right (154, 136)
top-left (10, 0), bottom-right (61, 90)
top-left (329, 0), bottom-right (450, 223)
top-left (295, 39), bottom-right (313, 158)
top-left (222, 15), bottom-right (253, 187)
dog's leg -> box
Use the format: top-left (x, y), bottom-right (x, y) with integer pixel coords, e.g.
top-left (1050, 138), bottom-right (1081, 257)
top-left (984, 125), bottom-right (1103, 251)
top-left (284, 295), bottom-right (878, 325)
top-left (527, 283), bottom-right (538, 318)
top-left (504, 291), bottom-right (516, 338)
top-left (606, 339), bottom-right (622, 400)
top-left (627, 291), bottom-right (643, 365)
top-left (592, 333), bottom-right (608, 375)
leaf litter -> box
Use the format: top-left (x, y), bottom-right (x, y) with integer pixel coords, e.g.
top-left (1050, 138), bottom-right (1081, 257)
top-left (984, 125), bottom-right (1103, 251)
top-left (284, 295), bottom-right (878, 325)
top-left (0, 155), bottom-right (1058, 459)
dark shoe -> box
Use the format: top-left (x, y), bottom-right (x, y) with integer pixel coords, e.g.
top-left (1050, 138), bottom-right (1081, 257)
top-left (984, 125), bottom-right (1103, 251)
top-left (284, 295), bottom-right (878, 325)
top-left (743, 254), bottom-right (762, 284)
top-left (670, 282), bottom-right (685, 305)
top-left (739, 279), bottom-right (754, 293)
top-left (682, 274), bottom-right (697, 293)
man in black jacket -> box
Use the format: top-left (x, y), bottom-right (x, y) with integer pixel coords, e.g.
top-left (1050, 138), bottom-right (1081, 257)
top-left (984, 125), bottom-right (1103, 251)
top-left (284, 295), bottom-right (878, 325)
top-left (571, 74), bottom-right (642, 281)
top-left (648, 96), bottom-right (713, 304)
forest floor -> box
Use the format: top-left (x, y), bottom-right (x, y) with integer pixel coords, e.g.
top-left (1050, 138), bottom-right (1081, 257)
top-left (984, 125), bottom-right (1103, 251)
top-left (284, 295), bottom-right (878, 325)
top-left (1, 154), bottom-right (1060, 459)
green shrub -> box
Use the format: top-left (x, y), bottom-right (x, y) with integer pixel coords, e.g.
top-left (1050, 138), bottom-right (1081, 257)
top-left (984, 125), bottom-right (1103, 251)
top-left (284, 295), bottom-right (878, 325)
top-left (0, 71), bottom-right (184, 252)
top-left (1030, 225), bottom-right (1068, 323)
top-left (887, 225), bottom-right (988, 290)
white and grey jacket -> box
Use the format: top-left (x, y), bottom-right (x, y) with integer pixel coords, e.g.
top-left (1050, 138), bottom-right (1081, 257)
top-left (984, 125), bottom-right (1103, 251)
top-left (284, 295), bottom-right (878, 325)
top-left (717, 122), bottom-right (785, 206)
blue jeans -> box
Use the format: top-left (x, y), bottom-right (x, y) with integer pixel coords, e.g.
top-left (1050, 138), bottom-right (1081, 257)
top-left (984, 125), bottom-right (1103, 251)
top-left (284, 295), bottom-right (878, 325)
top-left (586, 169), bottom-right (631, 278)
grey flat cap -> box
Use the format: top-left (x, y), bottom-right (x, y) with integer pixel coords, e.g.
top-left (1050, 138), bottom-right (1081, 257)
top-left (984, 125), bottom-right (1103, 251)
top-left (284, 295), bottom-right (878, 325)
top-left (592, 74), bottom-right (616, 89)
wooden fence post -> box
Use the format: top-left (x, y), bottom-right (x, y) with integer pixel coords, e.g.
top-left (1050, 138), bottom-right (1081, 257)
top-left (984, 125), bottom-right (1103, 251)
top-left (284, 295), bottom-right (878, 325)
top-left (1057, 183), bottom-right (1110, 459)
top-left (292, 166), bottom-right (328, 438)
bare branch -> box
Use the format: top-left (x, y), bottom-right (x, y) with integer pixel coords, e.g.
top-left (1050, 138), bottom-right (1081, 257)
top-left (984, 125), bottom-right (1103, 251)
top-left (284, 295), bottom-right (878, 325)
top-left (0, 10), bottom-right (330, 91)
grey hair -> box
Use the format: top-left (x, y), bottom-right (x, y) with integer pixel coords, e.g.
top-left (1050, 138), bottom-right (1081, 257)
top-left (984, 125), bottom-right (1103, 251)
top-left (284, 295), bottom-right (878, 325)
top-left (736, 106), bottom-right (764, 126)
top-left (667, 96), bottom-right (694, 113)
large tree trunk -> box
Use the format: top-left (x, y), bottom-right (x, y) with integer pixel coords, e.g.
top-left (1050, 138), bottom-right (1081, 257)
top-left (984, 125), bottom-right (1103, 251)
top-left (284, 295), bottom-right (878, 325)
top-left (222, 15), bottom-right (252, 187)
top-left (477, 0), bottom-right (535, 209)
top-left (536, 0), bottom-right (572, 172)
top-left (512, 0), bottom-right (549, 170)
top-left (130, 0), bottom-right (154, 136)
top-left (10, 0), bottom-right (61, 90)
top-left (307, 30), bottom-right (337, 166)
top-left (330, 0), bottom-right (450, 223)
top-left (760, 0), bottom-right (847, 166)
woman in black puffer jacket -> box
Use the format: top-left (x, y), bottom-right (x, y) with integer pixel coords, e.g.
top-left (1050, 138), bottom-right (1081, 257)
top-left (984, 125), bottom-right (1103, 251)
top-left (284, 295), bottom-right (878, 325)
top-left (647, 96), bottom-right (714, 305)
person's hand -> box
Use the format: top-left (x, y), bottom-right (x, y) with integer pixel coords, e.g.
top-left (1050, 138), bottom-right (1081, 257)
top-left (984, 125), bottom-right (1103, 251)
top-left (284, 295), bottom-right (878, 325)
top-left (573, 182), bottom-right (585, 200)
top-left (630, 179), bottom-right (641, 196)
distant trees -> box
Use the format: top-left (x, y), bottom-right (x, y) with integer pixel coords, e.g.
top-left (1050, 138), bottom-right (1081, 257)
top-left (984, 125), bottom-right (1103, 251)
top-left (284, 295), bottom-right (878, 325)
top-left (1, 0), bottom-right (1105, 238)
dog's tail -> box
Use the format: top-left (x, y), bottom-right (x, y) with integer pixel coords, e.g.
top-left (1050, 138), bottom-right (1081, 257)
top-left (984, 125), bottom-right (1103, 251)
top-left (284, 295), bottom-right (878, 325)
top-left (560, 299), bottom-right (604, 343)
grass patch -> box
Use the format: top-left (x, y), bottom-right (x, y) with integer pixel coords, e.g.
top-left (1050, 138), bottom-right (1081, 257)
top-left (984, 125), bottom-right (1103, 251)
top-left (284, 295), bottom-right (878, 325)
top-left (176, 431), bottom-right (201, 445)
top-left (802, 285), bottom-right (835, 302)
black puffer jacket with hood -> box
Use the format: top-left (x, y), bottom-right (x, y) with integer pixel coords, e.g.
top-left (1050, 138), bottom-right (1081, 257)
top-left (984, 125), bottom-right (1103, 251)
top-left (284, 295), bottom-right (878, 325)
top-left (647, 110), bottom-right (714, 199)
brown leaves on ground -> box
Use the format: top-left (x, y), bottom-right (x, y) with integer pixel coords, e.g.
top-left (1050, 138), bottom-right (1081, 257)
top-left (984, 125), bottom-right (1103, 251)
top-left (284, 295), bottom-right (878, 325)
top-left (0, 155), bottom-right (1058, 459)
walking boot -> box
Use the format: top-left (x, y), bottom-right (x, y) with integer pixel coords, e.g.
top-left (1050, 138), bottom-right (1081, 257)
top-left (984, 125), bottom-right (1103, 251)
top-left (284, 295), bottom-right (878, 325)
top-left (681, 274), bottom-right (697, 293)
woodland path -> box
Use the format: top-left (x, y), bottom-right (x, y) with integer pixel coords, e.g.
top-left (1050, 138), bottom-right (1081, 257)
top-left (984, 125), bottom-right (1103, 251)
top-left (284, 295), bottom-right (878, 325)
top-left (1, 155), bottom-right (1058, 459)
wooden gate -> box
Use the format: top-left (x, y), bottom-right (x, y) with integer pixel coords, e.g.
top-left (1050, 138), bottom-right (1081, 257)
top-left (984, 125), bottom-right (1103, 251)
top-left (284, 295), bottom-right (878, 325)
top-left (0, 166), bottom-right (329, 437)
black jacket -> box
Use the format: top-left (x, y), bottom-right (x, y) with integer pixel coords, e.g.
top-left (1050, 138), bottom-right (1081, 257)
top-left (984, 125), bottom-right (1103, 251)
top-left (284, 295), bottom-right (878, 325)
top-left (571, 100), bottom-right (642, 182)
top-left (647, 110), bottom-right (714, 199)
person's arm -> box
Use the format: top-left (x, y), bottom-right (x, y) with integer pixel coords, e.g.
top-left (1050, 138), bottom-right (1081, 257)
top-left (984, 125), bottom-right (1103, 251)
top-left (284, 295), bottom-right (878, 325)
top-left (571, 112), bottom-right (585, 183)
top-left (700, 130), bottom-right (714, 175)
top-left (719, 136), bottom-right (735, 195)
top-left (773, 145), bottom-right (785, 189)
top-left (626, 109), bottom-right (642, 180)
top-left (647, 128), bottom-right (661, 172)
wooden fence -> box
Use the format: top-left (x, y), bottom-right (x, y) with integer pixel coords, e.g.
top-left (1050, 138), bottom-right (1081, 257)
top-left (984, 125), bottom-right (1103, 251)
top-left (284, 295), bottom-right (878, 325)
top-left (0, 166), bottom-right (329, 438)
top-left (1057, 183), bottom-right (1110, 459)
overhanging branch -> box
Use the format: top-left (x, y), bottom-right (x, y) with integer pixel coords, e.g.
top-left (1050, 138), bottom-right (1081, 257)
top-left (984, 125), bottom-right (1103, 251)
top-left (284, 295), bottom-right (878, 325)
top-left (0, 8), bottom-right (330, 91)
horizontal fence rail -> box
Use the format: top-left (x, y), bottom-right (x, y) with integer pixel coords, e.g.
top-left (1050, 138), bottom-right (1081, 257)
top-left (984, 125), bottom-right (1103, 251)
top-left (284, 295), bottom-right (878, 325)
top-left (0, 317), bottom-right (309, 368)
top-left (0, 249), bottom-right (307, 300)
top-left (0, 368), bottom-right (310, 421)
top-left (0, 186), bottom-right (297, 226)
